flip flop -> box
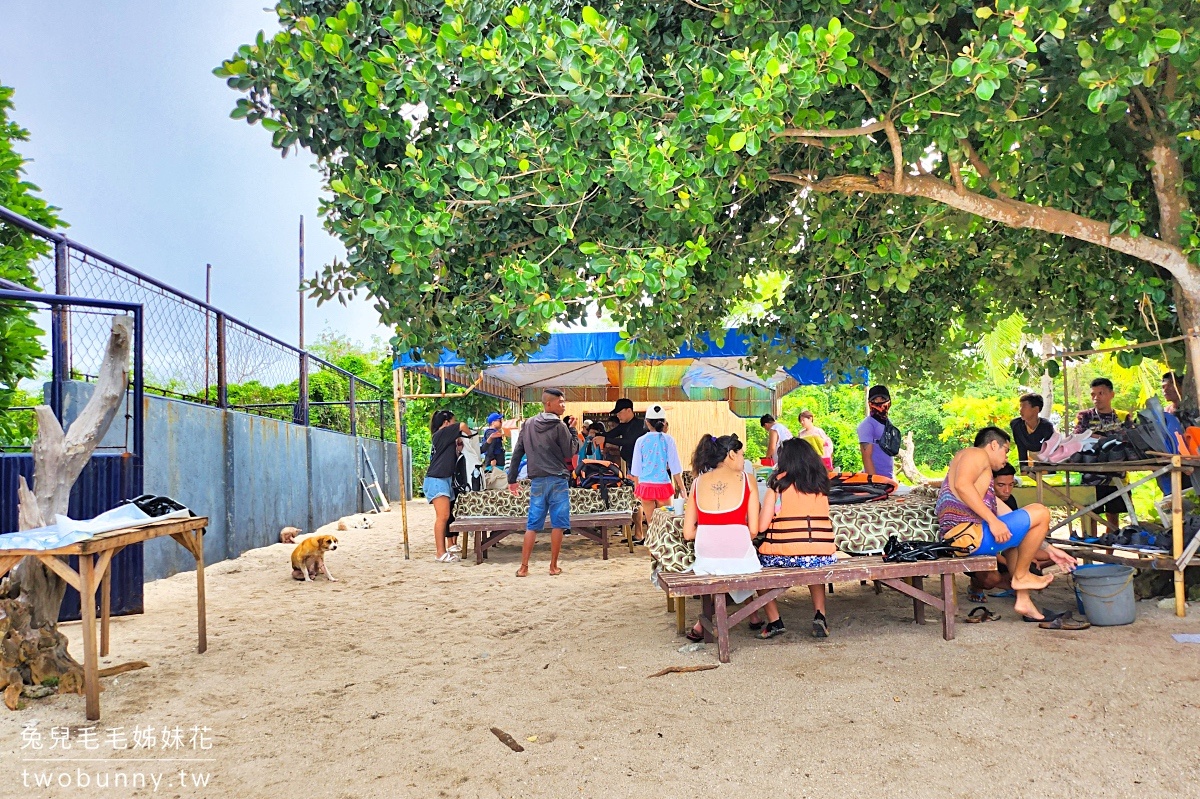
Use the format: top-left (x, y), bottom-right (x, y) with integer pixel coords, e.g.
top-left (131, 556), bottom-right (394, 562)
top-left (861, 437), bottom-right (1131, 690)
top-left (988, 589), bottom-right (1016, 598)
top-left (1021, 609), bottom-right (1065, 623)
top-left (685, 627), bottom-right (705, 643)
top-left (968, 591), bottom-right (988, 604)
top-left (1039, 613), bottom-right (1091, 631)
top-left (965, 606), bottom-right (999, 623)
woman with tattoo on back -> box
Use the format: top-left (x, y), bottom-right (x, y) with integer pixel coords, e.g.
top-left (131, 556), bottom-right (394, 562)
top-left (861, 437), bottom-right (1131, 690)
top-left (683, 434), bottom-right (782, 642)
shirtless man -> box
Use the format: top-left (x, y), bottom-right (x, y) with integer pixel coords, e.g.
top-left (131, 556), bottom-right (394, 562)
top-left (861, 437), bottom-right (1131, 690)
top-left (936, 426), bottom-right (1073, 621)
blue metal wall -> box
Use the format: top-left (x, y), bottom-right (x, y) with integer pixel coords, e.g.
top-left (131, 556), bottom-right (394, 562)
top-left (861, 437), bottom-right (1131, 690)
top-left (0, 452), bottom-right (144, 621)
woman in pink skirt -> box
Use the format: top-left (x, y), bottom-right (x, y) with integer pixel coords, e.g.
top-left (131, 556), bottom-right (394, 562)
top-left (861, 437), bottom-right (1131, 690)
top-left (629, 404), bottom-right (685, 542)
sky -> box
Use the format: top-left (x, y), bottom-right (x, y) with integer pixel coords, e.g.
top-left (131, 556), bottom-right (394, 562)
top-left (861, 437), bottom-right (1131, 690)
top-left (0, 1), bottom-right (390, 350)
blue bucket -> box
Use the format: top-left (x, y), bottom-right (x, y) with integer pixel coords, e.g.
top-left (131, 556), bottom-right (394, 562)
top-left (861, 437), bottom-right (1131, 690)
top-left (1071, 564), bottom-right (1136, 626)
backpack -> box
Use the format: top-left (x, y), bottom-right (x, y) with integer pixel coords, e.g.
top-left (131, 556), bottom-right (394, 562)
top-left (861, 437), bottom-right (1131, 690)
top-left (876, 420), bottom-right (902, 458)
top-left (576, 464), bottom-right (632, 508)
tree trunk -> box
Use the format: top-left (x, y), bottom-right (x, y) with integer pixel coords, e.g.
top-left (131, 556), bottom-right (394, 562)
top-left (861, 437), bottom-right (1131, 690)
top-left (0, 316), bottom-right (132, 703)
top-left (1040, 334), bottom-right (1055, 419)
top-left (898, 431), bottom-right (929, 484)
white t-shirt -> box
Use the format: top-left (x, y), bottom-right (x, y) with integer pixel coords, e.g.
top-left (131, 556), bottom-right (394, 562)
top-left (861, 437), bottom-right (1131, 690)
top-left (773, 423), bottom-right (793, 444)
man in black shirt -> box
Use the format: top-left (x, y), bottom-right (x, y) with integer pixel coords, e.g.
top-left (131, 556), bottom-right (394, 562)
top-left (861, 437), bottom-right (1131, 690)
top-left (603, 398), bottom-right (645, 470)
top-left (1009, 393), bottom-right (1055, 469)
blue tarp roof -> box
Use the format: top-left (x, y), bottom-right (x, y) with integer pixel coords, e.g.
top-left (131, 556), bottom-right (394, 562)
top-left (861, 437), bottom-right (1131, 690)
top-left (394, 329), bottom-right (837, 387)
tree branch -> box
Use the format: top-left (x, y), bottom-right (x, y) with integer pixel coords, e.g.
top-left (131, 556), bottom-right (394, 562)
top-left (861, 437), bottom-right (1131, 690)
top-left (768, 170), bottom-right (1193, 280)
top-left (948, 157), bottom-right (965, 195)
top-left (883, 119), bottom-right (904, 191)
top-left (864, 57), bottom-right (892, 79)
top-left (957, 138), bottom-right (1005, 197)
top-left (773, 120), bottom-right (886, 140)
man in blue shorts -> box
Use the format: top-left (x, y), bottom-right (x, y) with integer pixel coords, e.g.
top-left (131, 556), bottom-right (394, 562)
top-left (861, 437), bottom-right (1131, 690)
top-left (936, 427), bottom-right (1075, 621)
top-left (508, 388), bottom-right (577, 577)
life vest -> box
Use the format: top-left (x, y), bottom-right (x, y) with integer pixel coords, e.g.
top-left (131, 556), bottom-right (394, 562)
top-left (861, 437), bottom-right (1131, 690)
top-left (827, 472), bottom-right (897, 504)
top-left (757, 490), bottom-right (835, 557)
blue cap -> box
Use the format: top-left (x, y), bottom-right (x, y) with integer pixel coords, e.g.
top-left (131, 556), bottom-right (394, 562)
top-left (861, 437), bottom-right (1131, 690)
top-left (486, 412), bottom-right (503, 424)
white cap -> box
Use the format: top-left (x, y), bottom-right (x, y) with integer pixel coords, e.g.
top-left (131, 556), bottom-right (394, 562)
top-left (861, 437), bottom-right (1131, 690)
top-left (644, 404), bottom-right (666, 421)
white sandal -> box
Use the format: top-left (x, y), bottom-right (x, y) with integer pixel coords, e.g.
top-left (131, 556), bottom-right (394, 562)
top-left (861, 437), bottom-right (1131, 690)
top-left (447, 544), bottom-right (461, 553)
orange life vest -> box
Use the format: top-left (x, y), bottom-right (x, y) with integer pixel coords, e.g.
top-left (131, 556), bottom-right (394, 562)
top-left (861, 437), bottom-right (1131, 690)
top-left (757, 489), bottom-right (836, 557)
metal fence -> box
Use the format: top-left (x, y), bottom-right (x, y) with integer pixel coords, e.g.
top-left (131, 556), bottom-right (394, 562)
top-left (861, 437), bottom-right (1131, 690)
top-left (0, 204), bottom-right (394, 442)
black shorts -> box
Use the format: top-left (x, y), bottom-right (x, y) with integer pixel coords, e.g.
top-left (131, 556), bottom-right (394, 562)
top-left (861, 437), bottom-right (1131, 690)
top-left (1092, 482), bottom-right (1129, 515)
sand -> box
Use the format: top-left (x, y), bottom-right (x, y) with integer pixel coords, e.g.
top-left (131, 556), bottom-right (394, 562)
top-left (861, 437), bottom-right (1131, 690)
top-left (3, 500), bottom-right (1200, 798)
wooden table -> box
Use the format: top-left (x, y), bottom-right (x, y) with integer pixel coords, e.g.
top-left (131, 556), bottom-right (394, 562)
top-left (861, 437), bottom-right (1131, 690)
top-left (1029, 457), bottom-right (1199, 617)
top-left (451, 510), bottom-right (634, 564)
top-left (0, 516), bottom-right (209, 719)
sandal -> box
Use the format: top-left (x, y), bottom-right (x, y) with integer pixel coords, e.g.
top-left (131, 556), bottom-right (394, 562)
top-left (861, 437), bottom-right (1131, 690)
top-left (812, 613), bottom-right (829, 638)
top-left (965, 606), bottom-right (999, 623)
top-left (748, 614), bottom-right (765, 631)
top-left (1021, 609), bottom-right (1065, 623)
top-left (1039, 613), bottom-right (1091, 631)
top-left (757, 620), bottom-right (786, 639)
top-left (968, 590), bottom-right (988, 604)
top-left (685, 626), bottom-right (705, 643)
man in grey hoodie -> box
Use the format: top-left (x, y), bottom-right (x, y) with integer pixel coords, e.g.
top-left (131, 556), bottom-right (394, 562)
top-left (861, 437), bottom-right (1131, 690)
top-left (507, 388), bottom-right (578, 576)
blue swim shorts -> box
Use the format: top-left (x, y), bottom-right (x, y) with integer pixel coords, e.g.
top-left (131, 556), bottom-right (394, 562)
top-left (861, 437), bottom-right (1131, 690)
top-left (973, 508), bottom-right (1032, 556)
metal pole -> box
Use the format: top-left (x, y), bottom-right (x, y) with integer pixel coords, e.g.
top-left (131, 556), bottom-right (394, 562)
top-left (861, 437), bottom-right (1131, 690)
top-left (132, 306), bottom-right (145, 461)
top-left (205, 263), bottom-right (212, 403)
top-left (297, 216), bottom-right (309, 426)
top-left (393, 368), bottom-right (410, 559)
top-left (53, 241), bottom-right (70, 381)
top-left (349, 376), bottom-right (357, 437)
top-left (216, 312), bottom-right (228, 409)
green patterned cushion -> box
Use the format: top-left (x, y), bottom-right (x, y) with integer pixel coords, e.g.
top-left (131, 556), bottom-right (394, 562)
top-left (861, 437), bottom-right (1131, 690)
top-left (452, 486), bottom-right (635, 518)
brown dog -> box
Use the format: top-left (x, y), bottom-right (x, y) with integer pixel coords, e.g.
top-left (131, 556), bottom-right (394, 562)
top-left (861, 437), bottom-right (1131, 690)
top-left (290, 534), bottom-right (338, 582)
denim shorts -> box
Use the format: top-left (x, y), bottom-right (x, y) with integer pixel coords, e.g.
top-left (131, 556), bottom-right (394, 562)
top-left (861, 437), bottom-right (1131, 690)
top-left (528, 475), bottom-right (571, 531)
top-left (423, 476), bottom-right (454, 502)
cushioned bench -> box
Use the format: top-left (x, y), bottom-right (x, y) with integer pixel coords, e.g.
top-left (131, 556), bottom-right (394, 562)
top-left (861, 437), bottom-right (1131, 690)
top-left (657, 554), bottom-right (996, 663)
top-left (450, 486), bottom-right (637, 564)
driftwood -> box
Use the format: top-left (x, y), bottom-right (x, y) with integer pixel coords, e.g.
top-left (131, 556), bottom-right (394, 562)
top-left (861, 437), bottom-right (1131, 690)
top-left (490, 727), bottom-right (525, 752)
top-left (0, 316), bottom-right (132, 703)
top-left (647, 664), bottom-right (719, 678)
top-left (898, 431), bottom-right (931, 485)
top-left (97, 660), bottom-right (149, 678)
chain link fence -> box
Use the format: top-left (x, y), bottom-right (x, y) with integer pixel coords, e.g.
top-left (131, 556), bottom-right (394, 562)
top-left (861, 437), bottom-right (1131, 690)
top-left (6, 205), bottom-right (393, 442)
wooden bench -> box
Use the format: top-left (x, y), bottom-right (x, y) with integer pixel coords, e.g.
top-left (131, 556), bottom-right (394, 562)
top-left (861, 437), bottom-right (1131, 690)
top-left (657, 554), bottom-right (996, 663)
top-left (450, 510), bottom-right (634, 564)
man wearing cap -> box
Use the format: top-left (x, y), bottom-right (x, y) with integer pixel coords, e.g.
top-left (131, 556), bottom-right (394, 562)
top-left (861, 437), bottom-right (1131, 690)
top-left (508, 388), bottom-right (577, 577)
top-left (604, 398), bottom-right (646, 470)
top-left (482, 411), bottom-right (507, 470)
top-left (857, 385), bottom-right (897, 478)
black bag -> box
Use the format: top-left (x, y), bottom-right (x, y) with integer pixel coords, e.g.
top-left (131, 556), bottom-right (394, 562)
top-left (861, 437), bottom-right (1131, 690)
top-left (877, 420), bottom-right (902, 458)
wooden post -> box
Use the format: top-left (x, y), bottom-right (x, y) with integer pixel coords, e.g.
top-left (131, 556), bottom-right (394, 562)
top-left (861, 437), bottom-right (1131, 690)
top-left (79, 555), bottom-right (100, 721)
top-left (713, 593), bottom-right (731, 663)
top-left (676, 596), bottom-right (686, 635)
top-left (941, 571), bottom-right (957, 640)
top-left (194, 531), bottom-right (207, 653)
top-left (99, 560), bottom-right (111, 658)
top-left (1172, 457), bottom-right (1186, 618)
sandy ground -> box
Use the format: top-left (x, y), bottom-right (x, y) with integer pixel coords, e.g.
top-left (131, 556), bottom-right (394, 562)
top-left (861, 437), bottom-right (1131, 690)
top-left (2, 501), bottom-right (1200, 799)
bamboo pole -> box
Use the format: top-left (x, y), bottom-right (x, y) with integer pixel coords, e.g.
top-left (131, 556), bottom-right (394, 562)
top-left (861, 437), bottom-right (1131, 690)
top-left (1172, 456), bottom-right (1185, 617)
top-left (393, 368), bottom-right (410, 560)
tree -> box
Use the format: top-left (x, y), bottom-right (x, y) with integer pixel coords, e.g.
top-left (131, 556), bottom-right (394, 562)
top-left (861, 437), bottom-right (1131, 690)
top-left (218, 1), bottom-right (1198, 390)
top-left (0, 85), bottom-right (60, 441)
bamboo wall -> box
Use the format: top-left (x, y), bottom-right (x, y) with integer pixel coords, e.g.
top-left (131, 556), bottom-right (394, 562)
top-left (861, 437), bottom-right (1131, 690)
top-left (565, 400), bottom-right (746, 466)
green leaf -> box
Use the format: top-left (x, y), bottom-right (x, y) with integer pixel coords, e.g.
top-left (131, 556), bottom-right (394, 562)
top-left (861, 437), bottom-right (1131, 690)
top-left (456, 139), bottom-right (478, 153)
top-left (728, 131), bottom-right (747, 151)
top-left (1155, 29), bottom-right (1182, 53)
top-left (322, 33), bottom-right (343, 55)
top-left (951, 57), bottom-right (972, 78)
top-left (975, 7), bottom-right (993, 19)
top-left (579, 242), bottom-right (600, 254)
top-left (581, 6), bottom-right (600, 28)
top-left (974, 79), bottom-right (997, 101)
